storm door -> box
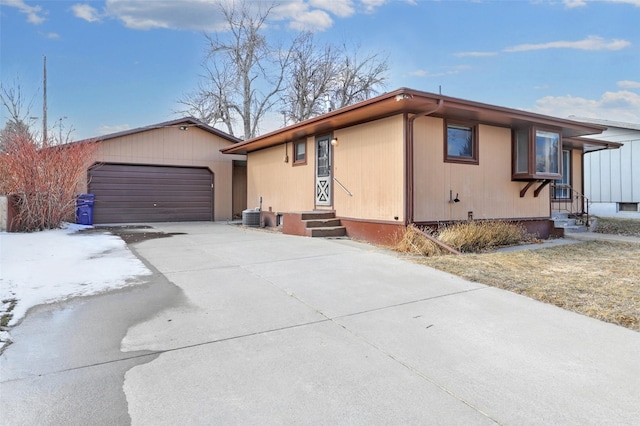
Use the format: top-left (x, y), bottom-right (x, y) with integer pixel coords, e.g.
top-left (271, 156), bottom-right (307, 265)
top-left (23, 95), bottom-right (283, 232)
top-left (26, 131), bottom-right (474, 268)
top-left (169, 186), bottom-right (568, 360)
top-left (315, 136), bottom-right (332, 206)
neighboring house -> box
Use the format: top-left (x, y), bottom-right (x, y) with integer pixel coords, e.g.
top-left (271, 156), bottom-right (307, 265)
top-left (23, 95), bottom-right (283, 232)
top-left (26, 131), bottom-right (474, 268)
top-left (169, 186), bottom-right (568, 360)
top-left (81, 117), bottom-right (247, 224)
top-left (571, 118), bottom-right (640, 218)
top-left (222, 88), bottom-right (620, 244)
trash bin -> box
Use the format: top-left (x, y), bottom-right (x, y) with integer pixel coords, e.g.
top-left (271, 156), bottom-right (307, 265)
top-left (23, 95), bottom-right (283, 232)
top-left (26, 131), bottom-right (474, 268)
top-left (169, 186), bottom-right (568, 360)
top-left (76, 194), bottom-right (95, 225)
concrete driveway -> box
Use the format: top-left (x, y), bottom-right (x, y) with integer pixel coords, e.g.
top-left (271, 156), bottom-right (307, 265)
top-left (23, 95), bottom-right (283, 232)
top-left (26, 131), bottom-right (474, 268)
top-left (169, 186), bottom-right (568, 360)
top-left (2, 222), bottom-right (639, 425)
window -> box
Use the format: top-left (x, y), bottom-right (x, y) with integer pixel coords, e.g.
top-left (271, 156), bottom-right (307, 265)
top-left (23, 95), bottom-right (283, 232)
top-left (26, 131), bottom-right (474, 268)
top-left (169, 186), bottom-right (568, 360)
top-left (316, 139), bottom-right (330, 176)
top-left (554, 150), bottom-right (571, 199)
top-left (445, 121), bottom-right (478, 164)
top-left (535, 130), bottom-right (560, 174)
top-left (515, 129), bottom-right (529, 174)
top-left (619, 202), bottom-right (639, 212)
top-left (293, 140), bottom-right (306, 166)
top-left (512, 126), bottom-right (562, 180)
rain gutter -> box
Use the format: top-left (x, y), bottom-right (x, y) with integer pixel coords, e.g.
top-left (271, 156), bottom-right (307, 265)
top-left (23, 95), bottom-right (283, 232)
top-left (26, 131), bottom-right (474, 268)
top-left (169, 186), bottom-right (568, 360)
top-left (406, 99), bottom-right (444, 225)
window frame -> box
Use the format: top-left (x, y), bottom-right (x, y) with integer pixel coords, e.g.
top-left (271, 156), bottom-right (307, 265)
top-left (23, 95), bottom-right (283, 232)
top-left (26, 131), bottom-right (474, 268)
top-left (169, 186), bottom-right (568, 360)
top-left (292, 140), bottom-right (307, 166)
top-left (444, 120), bottom-right (479, 165)
top-left (512, 126), bottom-right (562, 180)
top-left (618, 202), bottom-right (639, 212)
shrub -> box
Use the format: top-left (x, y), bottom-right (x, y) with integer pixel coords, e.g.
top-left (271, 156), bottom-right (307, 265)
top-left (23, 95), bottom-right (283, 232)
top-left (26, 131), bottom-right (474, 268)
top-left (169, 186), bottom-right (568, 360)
top-left (395, 221), bottom-right (535, 256)
top-left (394, 225), bottom-right (446, 257)
top-left (0, 134), bottom-right (97, 231)
top-left (438, 220), bottom-right (533, 253)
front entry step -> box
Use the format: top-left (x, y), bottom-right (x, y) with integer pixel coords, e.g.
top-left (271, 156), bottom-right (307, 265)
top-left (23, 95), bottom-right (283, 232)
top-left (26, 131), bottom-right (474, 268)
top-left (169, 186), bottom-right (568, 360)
top-left (306, 226), bottom-right (347, 237)
top-left (552, 212), bottom-right (588, 233)
top-left (282, 211), bottom-right (347, 238)
top-left (303, 211), bottom-right (346, 237)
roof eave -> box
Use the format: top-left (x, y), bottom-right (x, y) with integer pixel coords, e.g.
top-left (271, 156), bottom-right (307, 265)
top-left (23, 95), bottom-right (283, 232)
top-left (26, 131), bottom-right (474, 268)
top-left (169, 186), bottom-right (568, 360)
top-left (221, 88), bottom-right (609, 155)
top-left (78, 117), bottom-right (242, 145)
top-left (564, 136), bottom-right (623, 153)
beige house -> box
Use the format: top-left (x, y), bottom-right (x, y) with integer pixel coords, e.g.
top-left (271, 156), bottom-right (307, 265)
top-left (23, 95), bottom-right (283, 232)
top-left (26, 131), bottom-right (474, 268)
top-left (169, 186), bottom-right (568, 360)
top-left (222, 88), bottom-right (619, 243)
top-left (83, 117), bottom-right (246, 224)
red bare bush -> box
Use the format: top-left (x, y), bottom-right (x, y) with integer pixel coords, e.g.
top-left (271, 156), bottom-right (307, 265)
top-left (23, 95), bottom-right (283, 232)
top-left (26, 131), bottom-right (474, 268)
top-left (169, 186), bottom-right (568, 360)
top-left (0, 134), bottom-right (97, 231)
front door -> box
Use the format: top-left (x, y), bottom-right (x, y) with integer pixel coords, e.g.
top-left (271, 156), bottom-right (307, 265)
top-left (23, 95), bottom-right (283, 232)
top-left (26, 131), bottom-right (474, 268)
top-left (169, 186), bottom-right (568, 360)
top-left (315, 136), bottom-right (332, 206)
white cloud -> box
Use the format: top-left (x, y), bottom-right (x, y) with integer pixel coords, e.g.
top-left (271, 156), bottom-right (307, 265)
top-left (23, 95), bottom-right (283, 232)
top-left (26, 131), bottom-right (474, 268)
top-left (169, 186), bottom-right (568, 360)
top-left (67, 0), bottom-right (394, 33)
top-left (563, 0), bottom-right (640, 7)
top-left (409, 65), bottom-right (470, 78)
top-left (603, 0), bottom-right (640, 6)
top-left (360, 0), bottom-right (387, 13)
top-left (272, 1), bottom-right (336, 31)
top-left (454, 51), bottom-right (498, 57)
top-left (310, 0), bottom-right (355, 17)
top-left (1, 0), bottom-right (46, 24)
top-left (98, 124), bottom-right (131, 135)
top-left (45, 32), bottom-right (60, 39)
top-left (74, 0), bottom-right (358, 32)
top-left (71, 3), bottom-right (102, 22)
top-left (617, 80), bottom-right (640, 89)
top-left (289, 9), bottom-right (334, 31)
top-left (409, 70), bottom-right (440, 77)
top-left (101, 0), bottom-right (228, 31)
top-left (531, 90), bottom-right (640, 124)
top-left (505, 35), bottom-right (631, 52)
top-left (563, 0), bottom-right (587, 8)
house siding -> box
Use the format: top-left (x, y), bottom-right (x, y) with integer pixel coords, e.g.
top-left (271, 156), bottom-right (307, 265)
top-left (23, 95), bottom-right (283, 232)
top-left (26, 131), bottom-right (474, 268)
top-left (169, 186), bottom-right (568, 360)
top-left (247, 115), bottom-right (406, 223)
top-left (413, 116), bottom-right (549, 222)
top-left (247, 137), bottom-right (316, 212)
top-left (333, 116), bottom-right (405, 222)
top-left (85, 126), bottom-right (245, 221)
top-left (584, 125), bottom-right (640, 216)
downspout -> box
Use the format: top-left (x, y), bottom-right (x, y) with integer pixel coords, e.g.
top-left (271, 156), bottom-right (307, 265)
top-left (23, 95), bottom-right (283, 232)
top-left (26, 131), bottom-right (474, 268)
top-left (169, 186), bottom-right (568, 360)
top-left (406, 99), bottom-right (444, 225)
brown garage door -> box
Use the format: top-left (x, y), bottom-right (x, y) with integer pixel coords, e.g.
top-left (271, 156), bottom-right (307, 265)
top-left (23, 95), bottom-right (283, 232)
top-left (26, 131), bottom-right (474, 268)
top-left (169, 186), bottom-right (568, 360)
top-left (89, 163), bottom-right (213, 223)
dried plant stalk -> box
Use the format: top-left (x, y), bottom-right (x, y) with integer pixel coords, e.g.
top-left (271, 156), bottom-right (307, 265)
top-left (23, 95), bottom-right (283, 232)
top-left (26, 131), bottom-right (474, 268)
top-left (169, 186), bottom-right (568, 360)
top-left (0, 134), bottom-right (97, 231)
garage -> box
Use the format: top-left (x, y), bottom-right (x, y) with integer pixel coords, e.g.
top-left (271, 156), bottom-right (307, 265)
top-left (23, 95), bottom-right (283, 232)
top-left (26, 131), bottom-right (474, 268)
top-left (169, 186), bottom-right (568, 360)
top-left (89, 163), bottom-right (213, 223)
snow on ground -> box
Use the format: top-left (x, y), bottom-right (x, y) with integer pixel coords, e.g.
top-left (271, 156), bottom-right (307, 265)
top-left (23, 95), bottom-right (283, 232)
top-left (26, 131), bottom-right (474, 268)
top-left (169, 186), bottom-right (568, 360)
top-left (0, 223), bottom-right (151, 348)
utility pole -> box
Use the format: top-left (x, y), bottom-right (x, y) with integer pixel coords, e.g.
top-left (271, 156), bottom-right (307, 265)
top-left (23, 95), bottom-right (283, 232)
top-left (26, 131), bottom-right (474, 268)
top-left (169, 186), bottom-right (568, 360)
top-left (43, 55), bottom-right (48, 147)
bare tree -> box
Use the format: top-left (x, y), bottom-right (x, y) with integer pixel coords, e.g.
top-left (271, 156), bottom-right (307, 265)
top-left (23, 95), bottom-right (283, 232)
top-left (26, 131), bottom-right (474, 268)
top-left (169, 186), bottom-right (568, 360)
top-left (331, 42), bottom-right (389, 110)
top-left (282, 32), bottom-right (339, 123)
top-left (280, 39), bottom-right (389, 123)
top-left (0, 81), bottom-right (37, 150)
top-left (178, 1), bottom-right (296, 140)
top-left (179, 2), bottom-right (389, 137)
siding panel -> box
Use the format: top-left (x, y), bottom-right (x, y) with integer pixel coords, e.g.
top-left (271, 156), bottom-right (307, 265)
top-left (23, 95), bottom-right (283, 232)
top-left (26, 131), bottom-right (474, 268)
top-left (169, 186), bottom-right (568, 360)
top-left (413, 118), bottom-right (549, 222)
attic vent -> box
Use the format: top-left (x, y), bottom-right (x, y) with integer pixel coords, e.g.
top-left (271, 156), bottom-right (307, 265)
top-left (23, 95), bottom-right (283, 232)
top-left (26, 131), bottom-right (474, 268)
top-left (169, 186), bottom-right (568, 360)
top-left (242, 209), bottom-right (261, 227)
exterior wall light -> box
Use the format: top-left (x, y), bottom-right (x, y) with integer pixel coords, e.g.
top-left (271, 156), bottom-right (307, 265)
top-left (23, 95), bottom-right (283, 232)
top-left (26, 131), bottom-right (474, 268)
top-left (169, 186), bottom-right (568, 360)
top-left (331, 137), bottom-right (338, 147)
top-left (179, 125), bottom-right (189, 131)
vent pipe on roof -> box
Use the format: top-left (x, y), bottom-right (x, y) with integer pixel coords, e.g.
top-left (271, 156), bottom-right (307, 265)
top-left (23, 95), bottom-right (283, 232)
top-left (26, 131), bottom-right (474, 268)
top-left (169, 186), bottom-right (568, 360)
top-left (325, 94), bottom-right (332, 113)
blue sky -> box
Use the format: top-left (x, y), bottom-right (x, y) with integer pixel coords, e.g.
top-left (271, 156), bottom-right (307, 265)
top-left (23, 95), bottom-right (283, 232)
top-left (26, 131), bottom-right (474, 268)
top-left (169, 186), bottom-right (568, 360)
top-left (1, 0), bottom-right (639, 141)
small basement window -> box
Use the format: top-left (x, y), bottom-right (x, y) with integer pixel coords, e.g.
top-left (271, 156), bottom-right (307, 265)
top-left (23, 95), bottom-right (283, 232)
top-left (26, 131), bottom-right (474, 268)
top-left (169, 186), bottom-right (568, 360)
top-left (445, 120), bottom-right (478, 164)
top-left (618, 202), bottom-right (638, 212)
top-left (293, 140), bottom-right (307, 166)
top-left (512, 126), bottom-right (562, 180)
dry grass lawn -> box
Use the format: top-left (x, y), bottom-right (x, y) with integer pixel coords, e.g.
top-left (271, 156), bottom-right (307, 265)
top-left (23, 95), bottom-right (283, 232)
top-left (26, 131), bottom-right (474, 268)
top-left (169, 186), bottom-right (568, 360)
top-left (594, 216), bottom-right (640, 237)
top-left (414, 240), bottom-right (640, 332)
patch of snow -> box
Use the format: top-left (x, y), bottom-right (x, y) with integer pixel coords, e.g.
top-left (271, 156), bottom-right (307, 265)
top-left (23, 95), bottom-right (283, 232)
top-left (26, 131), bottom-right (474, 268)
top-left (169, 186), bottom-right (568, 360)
top-left (0, 223), bottom-right (151, 335)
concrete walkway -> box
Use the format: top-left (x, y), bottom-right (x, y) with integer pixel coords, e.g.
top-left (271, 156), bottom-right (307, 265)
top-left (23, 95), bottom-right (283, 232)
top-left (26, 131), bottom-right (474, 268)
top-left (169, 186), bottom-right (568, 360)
top-left (3, 223), bottom-right (640, 425)
top-left (495, 230), bottom-right (640, 252)
top-left (565, 230), bottom-right (640, 244)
